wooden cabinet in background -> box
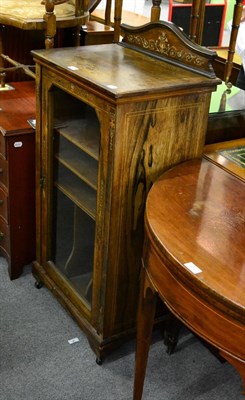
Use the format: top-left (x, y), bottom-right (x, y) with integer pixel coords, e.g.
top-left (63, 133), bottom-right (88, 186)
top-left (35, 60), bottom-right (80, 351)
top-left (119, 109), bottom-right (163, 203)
top-left (0, 81), bottom-right (36, 279)
top-left (168, 0), bottom-right (227, 47)
top-left (32, 21), bottom-right (219, 361)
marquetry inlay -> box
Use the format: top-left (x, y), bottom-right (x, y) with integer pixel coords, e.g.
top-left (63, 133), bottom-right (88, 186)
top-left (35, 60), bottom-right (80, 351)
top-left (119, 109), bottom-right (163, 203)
top-left (126, 31), bottom-right (206, 67)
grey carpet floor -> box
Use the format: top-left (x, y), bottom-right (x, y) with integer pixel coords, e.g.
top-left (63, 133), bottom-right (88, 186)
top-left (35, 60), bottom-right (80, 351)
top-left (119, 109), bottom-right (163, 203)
top-left (0, 258), bottom-right (243, 400)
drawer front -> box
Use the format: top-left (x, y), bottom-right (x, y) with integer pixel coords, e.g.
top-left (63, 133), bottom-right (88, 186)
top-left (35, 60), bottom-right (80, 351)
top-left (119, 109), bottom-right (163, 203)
top-left (0, 134), bottom-right (6, 159)
top-left (0, 217), bottom-right (10, 256)
top-left (0, 157), bottom-right (8, 190)
top-left (0, 187), bottom-right (8, 224)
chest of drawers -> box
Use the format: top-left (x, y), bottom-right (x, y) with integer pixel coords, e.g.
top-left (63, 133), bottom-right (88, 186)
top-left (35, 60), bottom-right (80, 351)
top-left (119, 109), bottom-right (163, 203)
top-left (0, 81), bottom-right (36, 279)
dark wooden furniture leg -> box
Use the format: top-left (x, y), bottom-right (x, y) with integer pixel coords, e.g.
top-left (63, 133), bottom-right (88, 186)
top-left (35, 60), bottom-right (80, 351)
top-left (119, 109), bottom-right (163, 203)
top-left (219, 351), bottom-right (245, 395)
top-left (133, 267), bottom-right (157, 400)
top-left (162, 314), bottom-right (182, 355)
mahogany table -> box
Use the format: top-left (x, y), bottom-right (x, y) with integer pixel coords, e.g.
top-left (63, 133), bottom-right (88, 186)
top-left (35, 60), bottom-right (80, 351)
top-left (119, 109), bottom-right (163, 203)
top-left (133, 157), bottom-right (245, 399)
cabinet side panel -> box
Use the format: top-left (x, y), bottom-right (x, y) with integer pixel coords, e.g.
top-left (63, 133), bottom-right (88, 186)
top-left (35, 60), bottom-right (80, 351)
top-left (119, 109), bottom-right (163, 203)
top-left (103, 92), bottom-right (211, 336)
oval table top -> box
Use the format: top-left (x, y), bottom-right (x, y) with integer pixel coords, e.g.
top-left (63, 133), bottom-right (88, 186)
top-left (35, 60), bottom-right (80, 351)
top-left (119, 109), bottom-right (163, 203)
top-left (145, 157), bottom-right (245, 325)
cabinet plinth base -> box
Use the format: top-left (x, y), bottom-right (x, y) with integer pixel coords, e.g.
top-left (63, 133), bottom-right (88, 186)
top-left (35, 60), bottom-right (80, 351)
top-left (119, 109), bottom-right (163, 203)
top-left (32, 261), bottom-right (136, 360)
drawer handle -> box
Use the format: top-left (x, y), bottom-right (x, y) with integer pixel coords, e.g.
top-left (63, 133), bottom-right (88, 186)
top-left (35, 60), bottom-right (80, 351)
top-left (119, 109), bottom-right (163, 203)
top-left (0, 232), bottom-right (4, 239)
top-left (0, 168), bottom-right (3, 174)
top-left (0, 199), bottom-right (4, 205)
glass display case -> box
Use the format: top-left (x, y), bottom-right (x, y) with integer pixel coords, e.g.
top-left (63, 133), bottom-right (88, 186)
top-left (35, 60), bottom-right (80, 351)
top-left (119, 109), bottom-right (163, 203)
top-left (51, 91), bottom-right (99, 308)
top-left (32, 22), bottom-right (219, 362)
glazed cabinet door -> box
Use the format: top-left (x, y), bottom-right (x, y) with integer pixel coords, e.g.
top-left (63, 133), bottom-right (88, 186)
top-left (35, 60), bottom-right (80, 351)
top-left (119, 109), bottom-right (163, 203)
top-left (37, 76), bottom-right (112, 322)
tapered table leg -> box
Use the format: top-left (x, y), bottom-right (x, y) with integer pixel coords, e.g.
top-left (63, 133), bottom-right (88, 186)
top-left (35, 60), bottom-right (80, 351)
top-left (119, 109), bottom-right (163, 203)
top-left (133, 267), bottom-right (157, 400)
top-left (219, 350), bottom-right (245, 395)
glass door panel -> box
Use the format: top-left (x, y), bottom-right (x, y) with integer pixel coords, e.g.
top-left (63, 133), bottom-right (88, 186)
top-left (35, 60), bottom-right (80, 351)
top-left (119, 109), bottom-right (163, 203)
top-left (49, 87), bottom-right (100, 309)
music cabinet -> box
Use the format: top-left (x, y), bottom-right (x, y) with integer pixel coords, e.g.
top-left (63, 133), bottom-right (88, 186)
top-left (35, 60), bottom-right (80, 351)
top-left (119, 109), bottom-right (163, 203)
top-left (0, 81), bottom-right (36, 279)
top-left (31, 21), bottom-right (219, 361)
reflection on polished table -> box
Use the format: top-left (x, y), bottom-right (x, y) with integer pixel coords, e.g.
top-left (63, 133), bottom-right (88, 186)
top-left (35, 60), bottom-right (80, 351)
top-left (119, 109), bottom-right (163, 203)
top-left (133, 157), bottom-right (245, 400)
top-left (207, 84), bottom-right (245, 145)
top-left (209, 83), bottom-right (245, 114)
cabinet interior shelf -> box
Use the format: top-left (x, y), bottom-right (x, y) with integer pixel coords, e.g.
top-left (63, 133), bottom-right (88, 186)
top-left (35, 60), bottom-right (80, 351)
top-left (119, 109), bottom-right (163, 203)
top-left (54, 118), bottom-right (100, 161)
top-left (55, 164), bottom-right (97, 219)
top-left (54, 134), bottom-right (98, 190)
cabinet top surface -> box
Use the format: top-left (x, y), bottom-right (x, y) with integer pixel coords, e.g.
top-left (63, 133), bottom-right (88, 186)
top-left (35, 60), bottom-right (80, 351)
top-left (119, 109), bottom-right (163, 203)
top-left (0, 81), bottom-right (36, 135)
top-left (32, 44), bottom-right (219, 98)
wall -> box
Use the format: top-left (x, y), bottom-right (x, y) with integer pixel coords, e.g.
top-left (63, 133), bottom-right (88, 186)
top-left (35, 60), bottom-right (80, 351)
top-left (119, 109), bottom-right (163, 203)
top-left (97, 0), bottom-right (146, 13)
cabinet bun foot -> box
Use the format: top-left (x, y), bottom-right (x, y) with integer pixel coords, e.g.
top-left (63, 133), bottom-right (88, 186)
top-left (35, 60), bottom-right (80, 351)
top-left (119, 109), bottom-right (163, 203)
top-left (96, 357), bottom-right (103, 366)
top-left (35, 281), bottom-right (43, 289)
